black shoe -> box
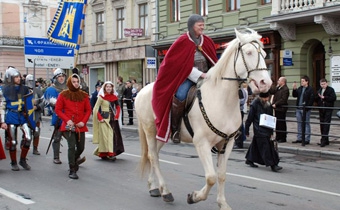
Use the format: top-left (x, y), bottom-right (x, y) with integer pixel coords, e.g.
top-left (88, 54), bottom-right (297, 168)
top-left (292, 140), bottom-right (302, 143)
top-left (127, 122), bottom-right (133, 125)
top-left (69, 171), bottom-right (79, 179)
top-left (277, 139), bottom-right (287, 143)
top-left (19, 159), bottom-right (31, 170)
top-left (271, 165), bottom-right (283, 172)
top-left (233, 145), bottom-right (243, 149)
top-left (245, 160), bottom-right (258, 168)
top-left (304, 141), bottom-right (310, 145)
top-left (53, 159), bottom-right (62, 164)
top-left (11, 162), bottom-right (20, 171)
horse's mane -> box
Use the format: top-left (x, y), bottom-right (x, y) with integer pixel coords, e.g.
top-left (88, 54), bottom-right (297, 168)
top-left (207, 28), bottom-right (263, 85)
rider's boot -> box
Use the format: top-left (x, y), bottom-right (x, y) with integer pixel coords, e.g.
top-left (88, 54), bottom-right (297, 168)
top-left (171, 97), bottom-right (186, 144)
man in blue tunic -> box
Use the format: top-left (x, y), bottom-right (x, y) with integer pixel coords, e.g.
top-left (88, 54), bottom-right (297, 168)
top-left (1, 67), bottom-right (32, 171)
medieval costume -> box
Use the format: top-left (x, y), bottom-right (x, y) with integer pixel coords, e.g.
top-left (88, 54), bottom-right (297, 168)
top-left (55, 74), bottom-right (92, 179)
top-left (43, 68), bottom-right (67, 164)
top-left (245, 92), bottom-right (282, 172)
top-left (92, 81), bottom-right (124, 160)
top-left (2, 67), bottom-right (32, 171)
top-left (25, 74), bottom-right (44, 155)
top-left (152, 14), bottom-right (217, 142)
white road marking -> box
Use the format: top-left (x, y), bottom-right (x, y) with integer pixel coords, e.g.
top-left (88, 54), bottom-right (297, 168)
top-left (122, 153), bottom-right (181, 165)
top-left (227, 172), bottom-right (340, 197)
top-left (0, 187), bottom-right (35, 204)
top-left (40, 135), bottom-right (338, 197)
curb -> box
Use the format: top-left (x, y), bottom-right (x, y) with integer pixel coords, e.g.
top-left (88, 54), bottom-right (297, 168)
top-left (42, 117), bottom-right (340, 161)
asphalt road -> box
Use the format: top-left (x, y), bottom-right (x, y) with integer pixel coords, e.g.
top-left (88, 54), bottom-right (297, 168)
top-left (0, 124), bottom-right (339, 210)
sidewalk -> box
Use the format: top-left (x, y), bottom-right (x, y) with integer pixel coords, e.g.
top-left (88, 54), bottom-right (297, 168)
top-left (42, 114), bottom-right (340, 161)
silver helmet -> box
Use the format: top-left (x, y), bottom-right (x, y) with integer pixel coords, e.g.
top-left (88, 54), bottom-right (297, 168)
top-left (5, 66), bottom-right (21, 84)
top-left (53, 68), bottom-right (66, 79)
top-left (25, 74), bottom-right (35, 89)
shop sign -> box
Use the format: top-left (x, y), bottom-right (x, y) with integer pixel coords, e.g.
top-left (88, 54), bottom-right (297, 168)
top-left (331, 55), bottom-right (340, 92)
top-left (124, 28), bottom-right (143, 37)
top-left (146, 57), bottom-right (156, 69)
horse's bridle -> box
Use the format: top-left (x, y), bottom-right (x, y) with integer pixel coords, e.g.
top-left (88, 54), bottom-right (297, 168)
top-left (221, 41), bottom-right (268, 82)
top-left (197, 41), bottom-right (269, 154)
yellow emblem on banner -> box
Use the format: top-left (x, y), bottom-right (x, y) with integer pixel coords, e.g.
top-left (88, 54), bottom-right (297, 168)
top-left (58, 5), bottom-right (77, 39)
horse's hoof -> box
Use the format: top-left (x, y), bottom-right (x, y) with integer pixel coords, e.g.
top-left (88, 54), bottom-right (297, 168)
top-left (187, 192), bottom-right (195, 204)
top-left (149, 189), bottom-right (161, 197)
top-left (162, 193), bottom-right (174, 202)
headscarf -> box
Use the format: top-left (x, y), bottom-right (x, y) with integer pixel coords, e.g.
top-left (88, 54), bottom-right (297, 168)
top-left (98, 81), bottom-right (118, 98)
top-left (59, 74), bottom-right (87, 101)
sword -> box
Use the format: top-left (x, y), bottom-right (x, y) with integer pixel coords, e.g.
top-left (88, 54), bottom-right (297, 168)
top-left (46, 118), bottom-right (60, 155)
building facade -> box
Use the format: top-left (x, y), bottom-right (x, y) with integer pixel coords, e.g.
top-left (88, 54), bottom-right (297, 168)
top-left (0, 0), bottom-right (58, 79)
top-left (78, 0), bottom-right (157, 94)
top-left (265, 0), bottom-right (340, 92)
top-left (154, 0), bottom-right (340, 94)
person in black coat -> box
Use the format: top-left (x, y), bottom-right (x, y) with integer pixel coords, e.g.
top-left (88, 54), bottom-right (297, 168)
top-left (292, 75), bottom-right (314, 144)
top-left (315, 78), bottom-right (336, 147)
top-left (269, 77), bottom-right (289, 143)
top-left (90, 82), bottom-right (102, 109)
top-left (123, 80), bottom-right (134, 125)
top-left (245, 92), bottom-right (282, 172)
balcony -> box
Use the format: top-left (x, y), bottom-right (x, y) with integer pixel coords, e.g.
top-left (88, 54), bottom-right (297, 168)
top-left (264, 0), bottom-right (340, 40)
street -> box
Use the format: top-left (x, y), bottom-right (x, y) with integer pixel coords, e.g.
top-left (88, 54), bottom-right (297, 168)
top-left (0, 124), bottom-right (339, 210)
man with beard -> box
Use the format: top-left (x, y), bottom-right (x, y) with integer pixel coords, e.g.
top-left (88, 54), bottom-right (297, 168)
top-left (244, 92), bottom-right (282, 172)
top-left (44, 68), bottom-right (67, 164)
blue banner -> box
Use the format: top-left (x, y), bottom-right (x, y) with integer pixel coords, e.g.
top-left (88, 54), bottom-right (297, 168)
top-left (47, 0), bottom-right (87, 49)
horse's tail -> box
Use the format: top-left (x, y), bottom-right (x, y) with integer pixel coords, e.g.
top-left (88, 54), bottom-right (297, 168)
top-left (138, 122), bottom-right (150, 178)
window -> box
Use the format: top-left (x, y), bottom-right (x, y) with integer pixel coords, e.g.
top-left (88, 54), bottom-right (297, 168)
top-left (227, 0), bottom-right (240, 11)
top-left (96, 12), bottom-right (104, 42)
top-left (139, 3), bottom-right (148, 36)
top-left (170, 0), bottom-right (180, 22)
top-left (117, 8), bottom-right (125, 39)
top-left (262, 0), bottom-right (272, 4)
top-left (196, 0), bottom-right (208, 16)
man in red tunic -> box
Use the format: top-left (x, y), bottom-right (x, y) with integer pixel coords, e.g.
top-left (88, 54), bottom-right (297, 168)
top-left (152, 14), bottom-right (218, 143)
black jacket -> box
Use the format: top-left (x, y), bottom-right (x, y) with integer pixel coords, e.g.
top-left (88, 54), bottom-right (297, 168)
top-left (292, 86), bottom-right (314, 110)
top-left (315, 86), bottom-right (336, 107)
top-left (245, 98), bottom-right (274, 137)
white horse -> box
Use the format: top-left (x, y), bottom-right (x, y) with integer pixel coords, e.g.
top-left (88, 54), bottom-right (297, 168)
top-left (134, 28), bottom-right (272, 210)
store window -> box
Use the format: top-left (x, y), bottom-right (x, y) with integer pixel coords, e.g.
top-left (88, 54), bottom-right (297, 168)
top-left (118, 60), bottom-right (143, 84)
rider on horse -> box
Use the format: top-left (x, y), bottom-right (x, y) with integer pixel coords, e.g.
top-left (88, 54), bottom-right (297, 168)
top-left (152, 14), bottom-right (218, 143)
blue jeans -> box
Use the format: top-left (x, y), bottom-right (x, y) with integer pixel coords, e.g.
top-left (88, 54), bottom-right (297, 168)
top-left (175, 79), bottom-right (195, 101)
top-left (296, 109), bottom-right (311, 142)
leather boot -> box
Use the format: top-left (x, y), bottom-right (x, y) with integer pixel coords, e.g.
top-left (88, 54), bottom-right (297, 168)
top-left (69, 164), bottom-right (79, 179)
top-left (171, 97), bottom-right (186, 144)
top-left (10, 151), bottom-right (19, 171)
top-left (52, 141), bottom-right (62, 164)
top-left (33, 137), bottom-right (40, 155)
top-left (19, 147), bottom-right (31, 170)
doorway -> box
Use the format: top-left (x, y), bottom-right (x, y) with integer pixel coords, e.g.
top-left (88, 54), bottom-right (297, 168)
top-left (312, 42), bottom-right (325, 92)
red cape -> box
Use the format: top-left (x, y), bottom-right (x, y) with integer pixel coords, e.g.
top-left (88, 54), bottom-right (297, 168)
top-left (152, 33), bottom-right (218, 142)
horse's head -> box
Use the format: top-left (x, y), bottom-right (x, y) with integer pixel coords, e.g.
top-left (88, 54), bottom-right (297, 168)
top-left (229, 28), bottom-right (272, 94)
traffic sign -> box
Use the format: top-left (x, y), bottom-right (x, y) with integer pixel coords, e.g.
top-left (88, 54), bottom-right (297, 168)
top-left (24, 37), bottom-right (74, 69)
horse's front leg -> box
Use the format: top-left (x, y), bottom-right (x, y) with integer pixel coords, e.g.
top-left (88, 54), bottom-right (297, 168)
top-left (216, 139), bottom-right (234, 210)
top-left (148, 139), bottom-right (174, 202)
top-left (187, 140), bottom-right (216, 204)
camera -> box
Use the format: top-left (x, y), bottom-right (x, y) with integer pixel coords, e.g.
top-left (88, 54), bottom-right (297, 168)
top-left (65, 125), bottom-right (75, 132)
